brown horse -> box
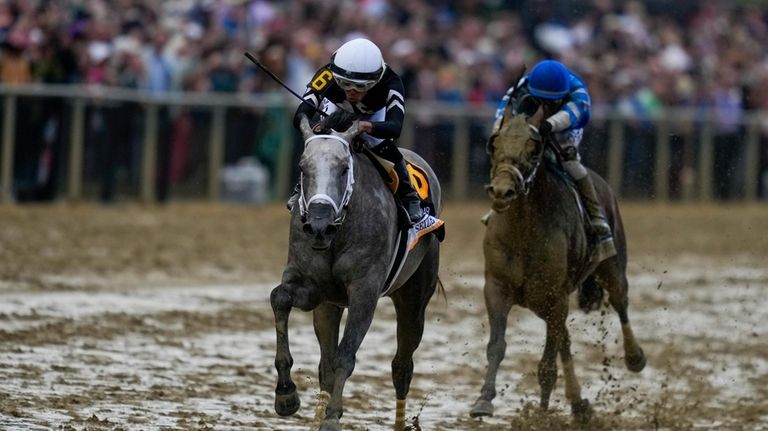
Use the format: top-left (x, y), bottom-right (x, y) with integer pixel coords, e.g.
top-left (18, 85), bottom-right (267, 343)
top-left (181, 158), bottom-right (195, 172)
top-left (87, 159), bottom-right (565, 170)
top-left (469, 108), bottom-right (646, 423)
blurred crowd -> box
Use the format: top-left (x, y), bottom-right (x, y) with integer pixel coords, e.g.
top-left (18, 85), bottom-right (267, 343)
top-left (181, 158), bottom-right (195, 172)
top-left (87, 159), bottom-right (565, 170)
top-left (0, 0), bottom-right (766, 201)
top-left (0, 0), bottom-right (766, 110)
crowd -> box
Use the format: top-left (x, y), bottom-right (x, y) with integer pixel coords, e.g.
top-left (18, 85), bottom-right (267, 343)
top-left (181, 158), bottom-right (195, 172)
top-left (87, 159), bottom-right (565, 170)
top-left (0, 0), bottom-right (766, 200)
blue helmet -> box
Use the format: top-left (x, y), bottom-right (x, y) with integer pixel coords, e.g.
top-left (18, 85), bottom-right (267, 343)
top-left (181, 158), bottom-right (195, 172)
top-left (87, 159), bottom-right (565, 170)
top-left (528, 60), bottom-right (570, 100)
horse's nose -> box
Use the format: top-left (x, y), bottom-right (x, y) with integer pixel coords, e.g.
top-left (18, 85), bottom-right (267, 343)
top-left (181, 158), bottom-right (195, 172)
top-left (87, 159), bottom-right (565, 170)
top-left (303, 202), bottom-right (337, 238)
top-left (486, 183), bottom-right (516, 200)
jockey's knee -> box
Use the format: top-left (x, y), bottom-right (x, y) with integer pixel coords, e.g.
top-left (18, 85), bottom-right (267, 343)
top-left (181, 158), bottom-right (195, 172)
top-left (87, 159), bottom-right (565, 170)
top-left (370, 139), bottom-right (403, 162)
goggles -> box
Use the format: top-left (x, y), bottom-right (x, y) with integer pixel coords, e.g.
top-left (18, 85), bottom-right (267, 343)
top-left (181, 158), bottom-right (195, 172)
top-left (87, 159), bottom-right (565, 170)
top-left (333, 74), bottom-right (378, 92)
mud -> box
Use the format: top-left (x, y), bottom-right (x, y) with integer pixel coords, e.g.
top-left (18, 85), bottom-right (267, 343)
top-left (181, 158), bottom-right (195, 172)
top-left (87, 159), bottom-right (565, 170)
top-left (0, 202), bottom-right (766, 430)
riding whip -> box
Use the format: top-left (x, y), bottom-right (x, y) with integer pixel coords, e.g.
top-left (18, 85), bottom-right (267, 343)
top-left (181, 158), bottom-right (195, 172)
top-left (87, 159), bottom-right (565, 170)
top-left (244, 51), bottom-right (329, 118)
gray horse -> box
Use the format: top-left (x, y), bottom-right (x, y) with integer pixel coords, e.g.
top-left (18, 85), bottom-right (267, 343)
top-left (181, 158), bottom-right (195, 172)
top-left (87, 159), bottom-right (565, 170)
top-left (470, 109), bottom-right (646, 424)
top-left (271, 115), bottom-right (442, 431)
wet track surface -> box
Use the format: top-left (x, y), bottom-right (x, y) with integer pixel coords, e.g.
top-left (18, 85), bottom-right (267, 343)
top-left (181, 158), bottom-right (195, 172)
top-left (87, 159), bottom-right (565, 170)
top-left (1, 202), bottom-right (767, 430)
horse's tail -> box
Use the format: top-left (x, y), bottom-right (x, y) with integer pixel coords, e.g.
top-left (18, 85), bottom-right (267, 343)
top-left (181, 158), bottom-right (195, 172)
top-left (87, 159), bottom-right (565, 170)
top-left (435, 276), bottom-right (447, 303)
top-left (578, 274), bottom-right (603, 313)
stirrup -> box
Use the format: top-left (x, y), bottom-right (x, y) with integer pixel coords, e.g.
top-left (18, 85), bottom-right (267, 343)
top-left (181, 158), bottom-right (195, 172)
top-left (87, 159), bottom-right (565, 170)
top-left (589, 216), bottom-right (612, 238)
top-left (405, 198), bottom-right (424, 224)
top-left (592, 235), bottom-right (616, 262)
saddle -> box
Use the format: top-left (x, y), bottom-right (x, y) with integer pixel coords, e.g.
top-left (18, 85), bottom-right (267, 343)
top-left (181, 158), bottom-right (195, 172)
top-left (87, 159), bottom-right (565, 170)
top-left (361, 148), bottom-right (444, 238)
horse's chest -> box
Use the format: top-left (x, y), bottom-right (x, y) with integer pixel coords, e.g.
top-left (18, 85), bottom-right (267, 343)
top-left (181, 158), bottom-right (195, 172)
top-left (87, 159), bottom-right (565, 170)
top-left (487, 238), bottom-right (566, 287)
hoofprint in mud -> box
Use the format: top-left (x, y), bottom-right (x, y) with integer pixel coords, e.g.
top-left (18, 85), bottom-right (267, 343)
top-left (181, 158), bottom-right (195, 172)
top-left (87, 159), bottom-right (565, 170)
top-left (0, 203), bottom-right (767, 430)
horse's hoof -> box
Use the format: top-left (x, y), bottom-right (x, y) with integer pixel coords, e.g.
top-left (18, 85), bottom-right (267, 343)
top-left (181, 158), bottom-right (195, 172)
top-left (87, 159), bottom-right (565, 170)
top-left (275, 390), bottom-right (301, 416)
top-left (469, 399), bottom-right (494, 417)
top-left (625, 348), bottom-right (646, 372)
top-left (318, 419), bottom-right (341, 431)
top-left (571, 398), bottom-right (593, 425)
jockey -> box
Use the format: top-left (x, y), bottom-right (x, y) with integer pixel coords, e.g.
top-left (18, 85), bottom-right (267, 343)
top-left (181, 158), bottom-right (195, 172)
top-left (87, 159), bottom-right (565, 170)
top-left (289, 38), bottom-right (423, 225)
top-left (493, 59), bottom-right (615, 259)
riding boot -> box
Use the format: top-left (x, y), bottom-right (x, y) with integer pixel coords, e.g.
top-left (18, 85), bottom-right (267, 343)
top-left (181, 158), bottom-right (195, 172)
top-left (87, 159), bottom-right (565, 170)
top-left (286, 182), bottom-right (300, 211)
top-left (574, 176), bottom-right (616, 261)
top-left (393, 159), bottom-right (424, 224)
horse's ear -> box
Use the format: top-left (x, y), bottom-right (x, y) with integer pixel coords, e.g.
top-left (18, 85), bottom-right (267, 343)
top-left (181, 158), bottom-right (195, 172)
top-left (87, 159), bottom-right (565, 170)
top-left (299, 115), bottom-right (314, 140)
top-left (528, 124), bottom-right (542, 141)
top-left (337, 120), bottom-right (361, 145)
top-left (508, 63), bottom-right (527, 91)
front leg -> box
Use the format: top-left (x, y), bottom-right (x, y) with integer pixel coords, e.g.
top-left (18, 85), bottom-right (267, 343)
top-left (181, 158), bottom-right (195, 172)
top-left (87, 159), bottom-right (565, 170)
top-left (271, 277), bottom-right (322, 417)
top-left (271, 283), bottom-right (301, 416)
top-left (312, 303), bottom-right (343, 424)
top-left (470, 277), bottom-right (514, 418)
top-left (319, 282), bottom-right (379, 430)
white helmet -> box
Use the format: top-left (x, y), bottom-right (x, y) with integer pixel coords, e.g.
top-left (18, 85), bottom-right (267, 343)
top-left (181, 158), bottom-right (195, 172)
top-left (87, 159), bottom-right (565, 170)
top-left (330, 38), bottom-right (386, 92)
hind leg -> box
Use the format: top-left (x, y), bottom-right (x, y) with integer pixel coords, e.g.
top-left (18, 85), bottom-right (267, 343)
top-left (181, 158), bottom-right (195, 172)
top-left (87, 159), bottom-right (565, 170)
top-left (593, 263), bottom-right (646, 372)
top-left (390, 244), bottom-right (439, 428)
top-left (470, 277), bottom-right (514, 417)
top-left (559, 326), bottom-right (593, 424)
top-left (312, 303), bottom-right (344, 424)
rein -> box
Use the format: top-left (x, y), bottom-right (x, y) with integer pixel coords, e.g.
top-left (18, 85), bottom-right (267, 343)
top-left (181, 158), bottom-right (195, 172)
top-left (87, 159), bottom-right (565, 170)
top-left (494, 140), bottom-right (545, 196)
top-left (299, 134), bottom-right (355, 224)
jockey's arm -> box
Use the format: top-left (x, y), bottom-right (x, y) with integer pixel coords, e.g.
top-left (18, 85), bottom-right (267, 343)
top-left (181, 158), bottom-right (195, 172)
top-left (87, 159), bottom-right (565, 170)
top-left (292, 66), bottom-right (334, 130)
top-left (293, 89), bottom-right (323, 130)
top-left (367, 107), bottom-right (404, 139)
top-left (367, 79), bottom-right (406, 140)
top-left (546, 86), bottom-right (591, 133)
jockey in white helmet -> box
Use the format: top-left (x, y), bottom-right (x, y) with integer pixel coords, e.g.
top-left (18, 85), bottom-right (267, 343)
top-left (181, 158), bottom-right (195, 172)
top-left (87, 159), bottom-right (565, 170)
top-left (290, 38), bottom-right (423, 224)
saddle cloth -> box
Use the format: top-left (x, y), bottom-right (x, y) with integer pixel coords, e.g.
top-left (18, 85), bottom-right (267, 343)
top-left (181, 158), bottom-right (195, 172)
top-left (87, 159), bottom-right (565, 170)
top-left (364, 151), bottom-right (445, 295)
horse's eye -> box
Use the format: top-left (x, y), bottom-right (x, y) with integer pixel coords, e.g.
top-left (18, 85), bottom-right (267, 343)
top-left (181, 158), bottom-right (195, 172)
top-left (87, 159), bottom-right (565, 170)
top-left (341, 167), bottom-right (349, 177)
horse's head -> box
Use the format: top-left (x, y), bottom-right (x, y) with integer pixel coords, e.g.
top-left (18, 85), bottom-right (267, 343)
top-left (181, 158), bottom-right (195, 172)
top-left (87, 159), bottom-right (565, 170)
top-left (485, 108), bottom-right (545, 212)
top-left (297, 114), bottom-right (360, 250)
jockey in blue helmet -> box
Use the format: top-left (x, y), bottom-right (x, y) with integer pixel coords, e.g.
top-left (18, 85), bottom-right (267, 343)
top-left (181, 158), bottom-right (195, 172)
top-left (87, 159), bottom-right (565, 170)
top-left (491, 59), bottom-right (615, 261)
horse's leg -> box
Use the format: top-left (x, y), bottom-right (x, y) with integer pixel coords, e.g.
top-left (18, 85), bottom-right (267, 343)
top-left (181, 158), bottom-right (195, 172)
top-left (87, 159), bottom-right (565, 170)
top-left (390, 247), bottom-right (439, 429)
top-left (470, 277), bottom-right (513, 417)
top-left (270, 283), bottom-right (301, 416)
top-left (319, 284), bottom-right (378, 431)
top-left (312, 303), bottom-right (343, 425)
top-left (559, 325), bottom-right (593, 424)
top-left (594, 264), bottom-right (646, 372)
top-left (536, 300), bottom-right (567, 411)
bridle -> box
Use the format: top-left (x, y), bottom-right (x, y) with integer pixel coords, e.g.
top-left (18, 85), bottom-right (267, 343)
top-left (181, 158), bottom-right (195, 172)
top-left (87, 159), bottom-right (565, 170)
top-left (298, 134), bottom-right (355, 225)
top-left (493, 131), bottom-right (546, 196)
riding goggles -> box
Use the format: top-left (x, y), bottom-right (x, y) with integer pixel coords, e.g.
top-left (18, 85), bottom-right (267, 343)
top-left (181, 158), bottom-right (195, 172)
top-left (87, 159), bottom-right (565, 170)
top-left (333, 74), bottom-right (378, 92)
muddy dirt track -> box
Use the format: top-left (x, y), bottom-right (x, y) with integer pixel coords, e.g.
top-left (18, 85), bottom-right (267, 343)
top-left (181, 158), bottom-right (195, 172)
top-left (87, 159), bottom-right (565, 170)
top-left (0, 202), bottom-right (767, 431)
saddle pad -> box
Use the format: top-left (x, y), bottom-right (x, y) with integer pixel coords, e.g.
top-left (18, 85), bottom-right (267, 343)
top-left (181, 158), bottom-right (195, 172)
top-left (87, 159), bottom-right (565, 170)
top-left (380, 213), bottom-right (445, 297)
top-left (366, 151), bottom-right (437, 211)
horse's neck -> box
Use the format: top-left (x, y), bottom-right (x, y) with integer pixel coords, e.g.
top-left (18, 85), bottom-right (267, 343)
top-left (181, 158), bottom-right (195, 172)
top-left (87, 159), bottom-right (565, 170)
top-left (345, 154), bottom-right (397, 226)
top-left (507, 168), bottom-right (573, 226)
